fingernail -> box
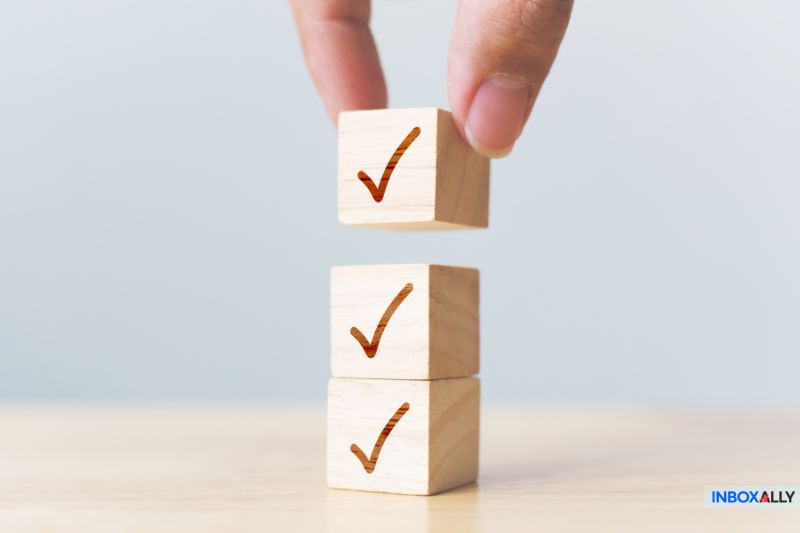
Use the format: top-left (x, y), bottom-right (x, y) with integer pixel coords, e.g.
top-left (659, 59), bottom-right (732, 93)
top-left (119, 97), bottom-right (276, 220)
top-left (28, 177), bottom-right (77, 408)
top-left (465, 75), bottom-right (533, 158)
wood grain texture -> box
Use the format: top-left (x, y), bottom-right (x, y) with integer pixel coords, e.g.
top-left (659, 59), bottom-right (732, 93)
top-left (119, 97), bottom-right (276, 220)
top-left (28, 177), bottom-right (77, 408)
top-left (327, 377), bottom-right (480, 495)
top-left (331, 264), bottom-right (479, 380)
top-left (1, 407), bottom-right (800, 532)
top-left (429, 265), bottom-right (480, 379)
top-left (434, 108), bottom-right (490, 227)
top-left (338, 108), bottom-right (490, 230)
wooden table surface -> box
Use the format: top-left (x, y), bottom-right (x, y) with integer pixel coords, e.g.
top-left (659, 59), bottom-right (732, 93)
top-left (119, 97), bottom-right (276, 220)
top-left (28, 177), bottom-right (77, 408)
top-left (1, 407), bottom-right (798, 532)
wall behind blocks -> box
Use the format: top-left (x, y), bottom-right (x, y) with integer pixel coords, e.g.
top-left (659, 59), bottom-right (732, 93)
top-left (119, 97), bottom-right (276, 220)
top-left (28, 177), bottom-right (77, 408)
top-left (1, 1), bottom-right (799, 405)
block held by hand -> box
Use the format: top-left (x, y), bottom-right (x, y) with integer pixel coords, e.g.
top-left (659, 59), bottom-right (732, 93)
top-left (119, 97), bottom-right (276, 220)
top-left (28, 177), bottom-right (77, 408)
top-left (338, 108), bottom-right (490, 230)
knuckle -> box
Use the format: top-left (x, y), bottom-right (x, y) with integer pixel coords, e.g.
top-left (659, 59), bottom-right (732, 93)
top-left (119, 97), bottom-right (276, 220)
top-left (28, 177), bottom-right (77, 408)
top-left (503, 0), bottom-right (573, 47)
top-left (475, 0), bottom-right (572, 75)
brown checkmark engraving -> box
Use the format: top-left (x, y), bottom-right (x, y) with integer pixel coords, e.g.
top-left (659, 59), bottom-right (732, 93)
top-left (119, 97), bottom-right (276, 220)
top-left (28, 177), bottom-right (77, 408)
top-left (350, 283), bottom-right (413, 358)
top-left (350, 402), bottom-right (410, 474)
top-left (357, 126), bottom-right (421, 202)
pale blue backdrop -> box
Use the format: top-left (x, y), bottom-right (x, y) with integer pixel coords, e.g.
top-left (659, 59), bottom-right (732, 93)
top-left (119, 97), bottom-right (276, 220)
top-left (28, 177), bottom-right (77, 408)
top-left (1, 1), bottom-right (798, 404)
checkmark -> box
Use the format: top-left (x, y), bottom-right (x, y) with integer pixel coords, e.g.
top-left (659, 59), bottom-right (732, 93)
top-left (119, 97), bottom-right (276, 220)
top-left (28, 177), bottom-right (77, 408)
top-left (357, 127), bottom-right (421, 202)
top-left (350, 283), bottom-right (413, 358)
top-left (350, 402), bottom-right (410, 474)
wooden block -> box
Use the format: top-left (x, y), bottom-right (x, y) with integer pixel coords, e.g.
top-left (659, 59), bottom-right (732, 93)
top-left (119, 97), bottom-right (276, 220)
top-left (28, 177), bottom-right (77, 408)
top-left (338, 108), bottom-right (490, 230)
top-left (327, 376), bottom-right (480, 495)
top-left (331, 264), bottom-right (479, 380)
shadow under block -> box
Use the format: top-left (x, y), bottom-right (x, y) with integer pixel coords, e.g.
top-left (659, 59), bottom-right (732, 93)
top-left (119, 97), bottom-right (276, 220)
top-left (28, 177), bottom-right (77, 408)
top-left (338, 108), bottom-right (490, 230)
top-left (327, 377), bottom-right (480, 495)
top-left (331, 264), bottom-right (479, 380)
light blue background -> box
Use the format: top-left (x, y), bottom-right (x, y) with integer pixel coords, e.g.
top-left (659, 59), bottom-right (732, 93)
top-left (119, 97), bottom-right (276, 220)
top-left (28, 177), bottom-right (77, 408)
top-left (1, 1), bottom-right (798, 404)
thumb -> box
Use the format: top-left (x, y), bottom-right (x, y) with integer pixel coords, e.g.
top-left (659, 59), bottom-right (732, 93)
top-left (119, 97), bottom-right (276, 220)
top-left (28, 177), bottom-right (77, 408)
top-left (448, 0), bottom-right (573, 158)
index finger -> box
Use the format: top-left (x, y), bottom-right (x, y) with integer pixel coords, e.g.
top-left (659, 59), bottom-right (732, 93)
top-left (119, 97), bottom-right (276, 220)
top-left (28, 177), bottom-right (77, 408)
top-left (289, 0), bottom-right (387, 125)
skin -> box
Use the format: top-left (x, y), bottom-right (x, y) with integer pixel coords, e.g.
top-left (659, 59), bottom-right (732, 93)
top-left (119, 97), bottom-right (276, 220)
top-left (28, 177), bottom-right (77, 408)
top-left (289, 0), bottom-right (573, 158)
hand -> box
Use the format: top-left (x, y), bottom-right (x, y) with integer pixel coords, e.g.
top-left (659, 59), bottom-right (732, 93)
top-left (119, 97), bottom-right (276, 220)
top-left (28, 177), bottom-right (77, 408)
top-left (289, 0), bottom-right (573, 158)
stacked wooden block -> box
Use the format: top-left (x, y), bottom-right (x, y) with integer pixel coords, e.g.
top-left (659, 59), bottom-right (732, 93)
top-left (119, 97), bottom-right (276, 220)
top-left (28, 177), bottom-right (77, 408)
top-left (328, 108), bottom-right (490, 495)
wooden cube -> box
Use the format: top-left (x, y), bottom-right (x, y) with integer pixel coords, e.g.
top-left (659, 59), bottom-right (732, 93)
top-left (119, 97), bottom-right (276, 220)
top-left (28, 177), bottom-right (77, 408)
top-left (327, 376), bottom-right (480, 495)
top-left (331, 264), bottom-right (479, 380)
top-left (338, 108), bottom-right (490, 230)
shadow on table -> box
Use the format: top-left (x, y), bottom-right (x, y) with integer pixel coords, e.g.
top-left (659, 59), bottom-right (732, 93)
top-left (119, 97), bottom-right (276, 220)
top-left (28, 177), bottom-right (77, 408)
top-left (324, 483), bottom-right (479, 533)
